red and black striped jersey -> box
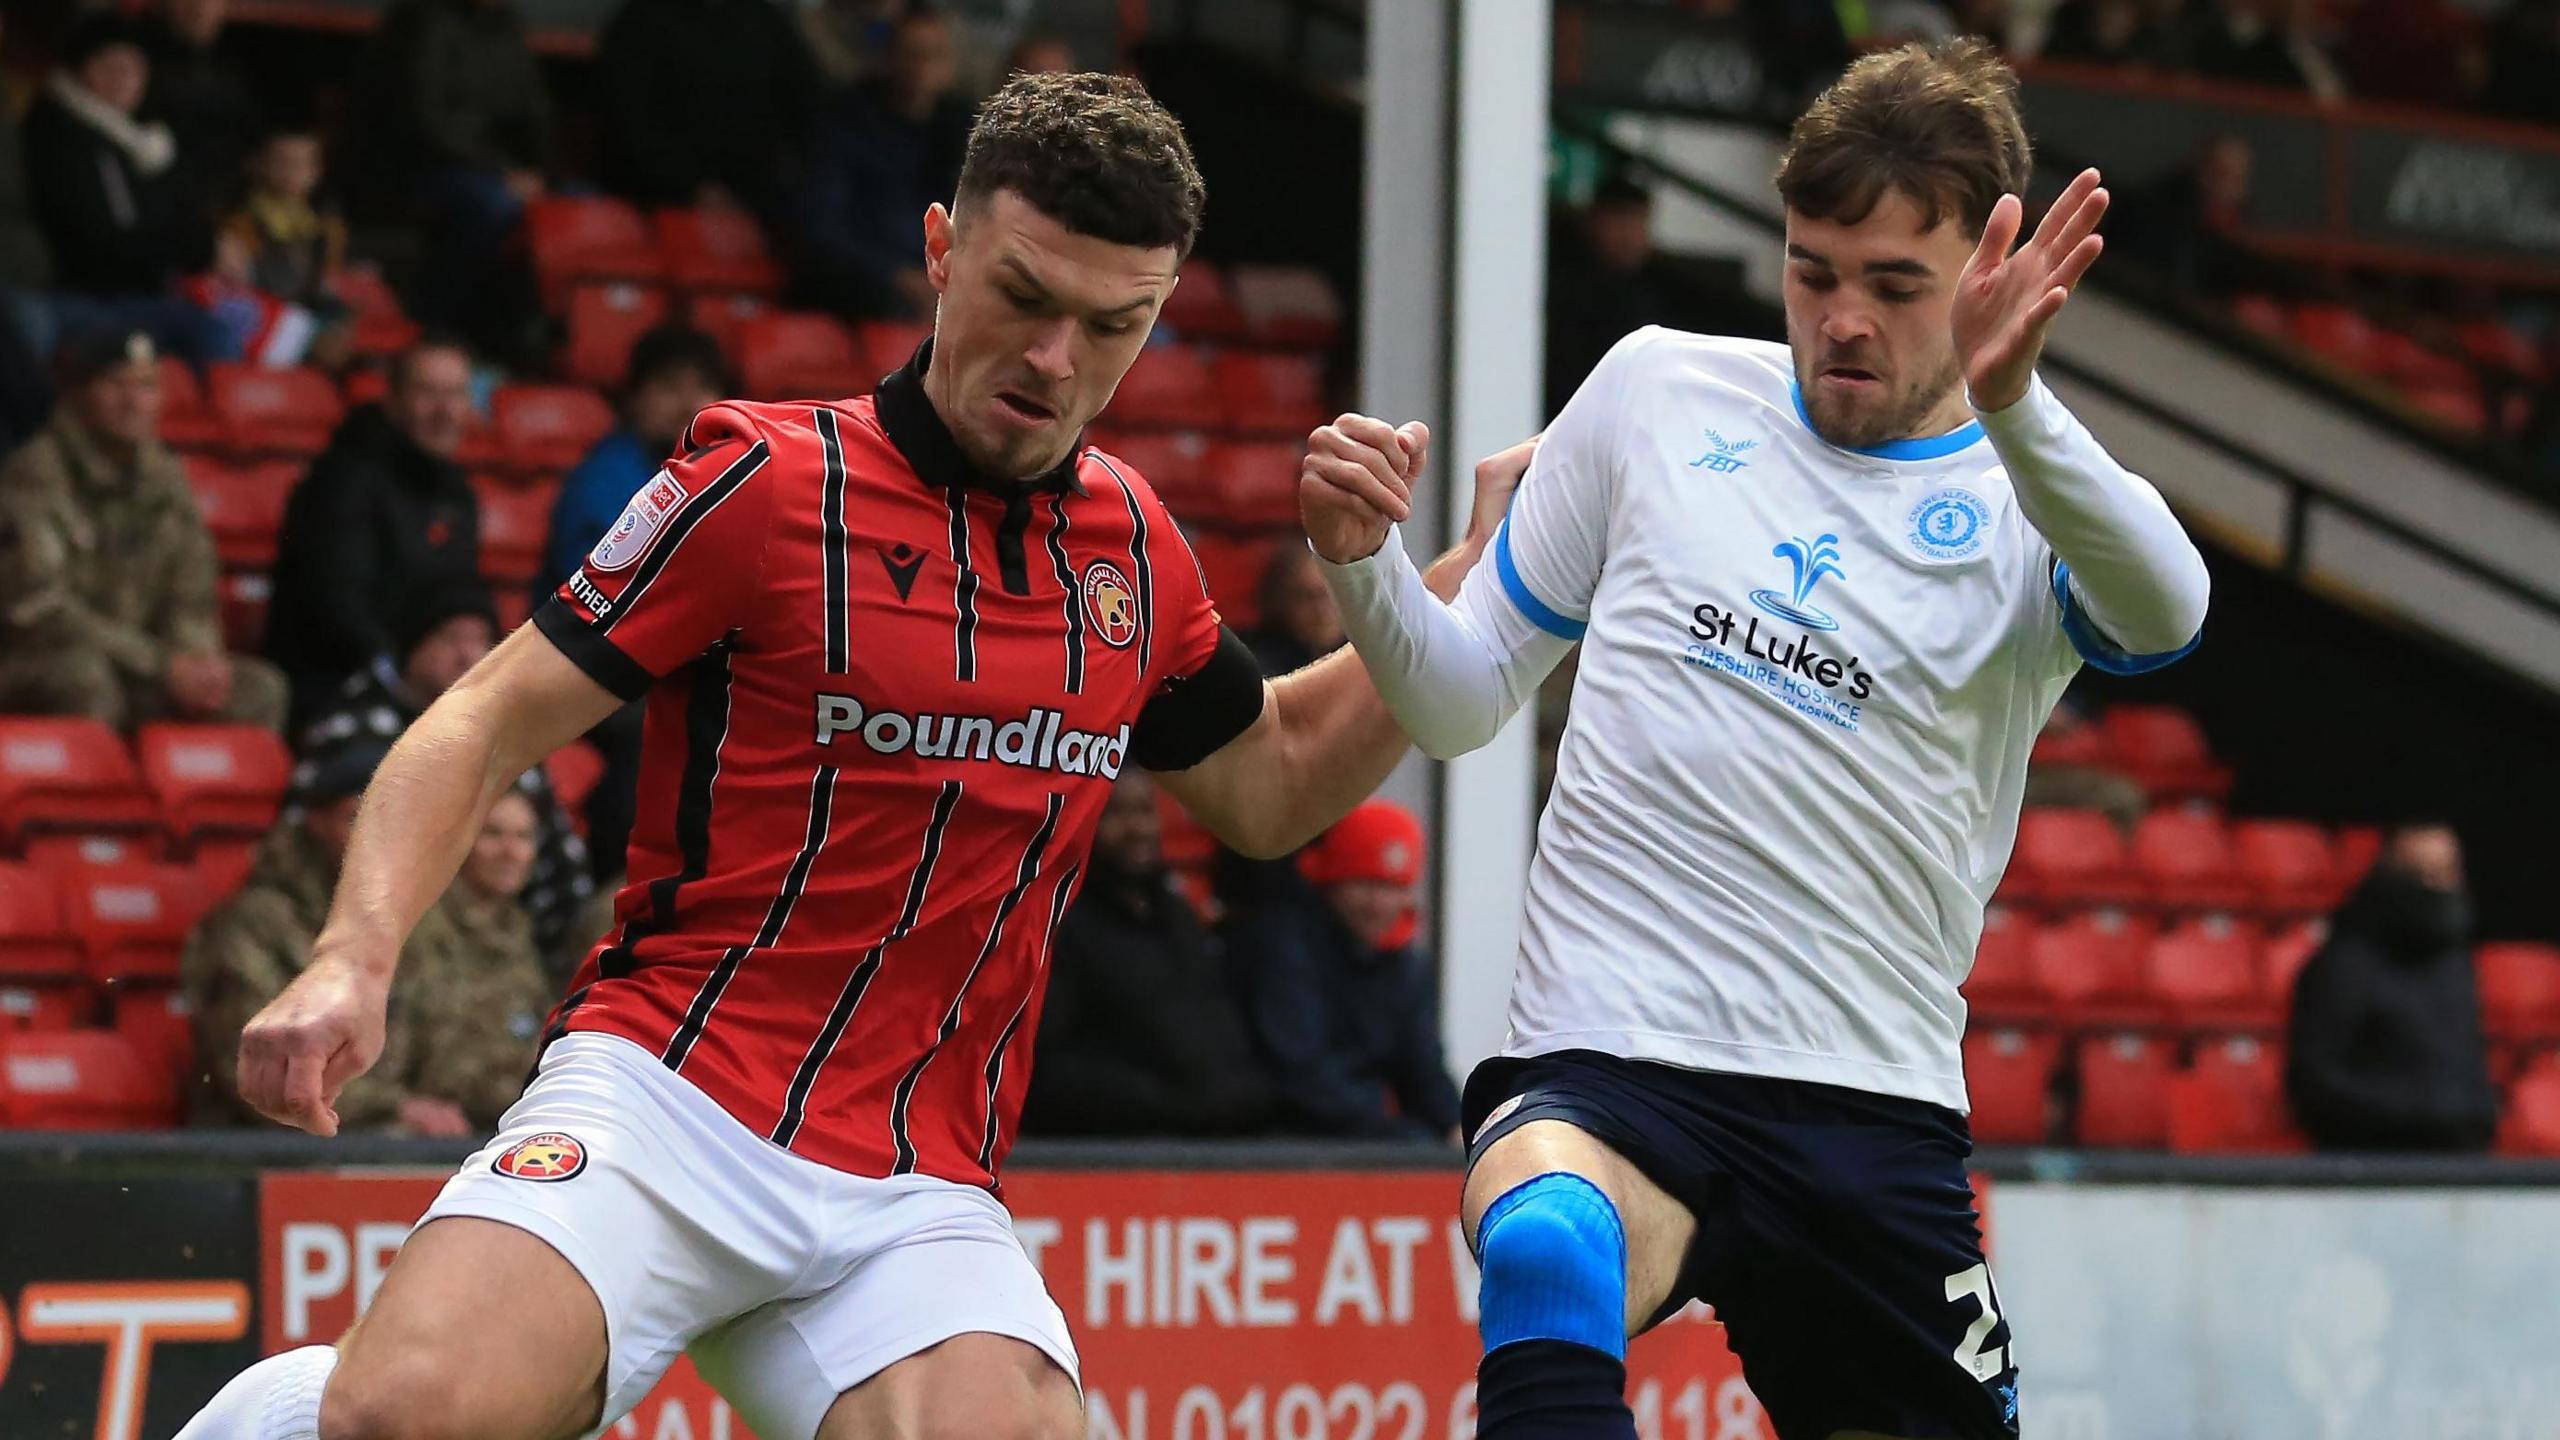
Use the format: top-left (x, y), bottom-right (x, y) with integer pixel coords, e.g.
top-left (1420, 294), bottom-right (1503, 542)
top-left (531, 342), bottom-right (1265, 1189)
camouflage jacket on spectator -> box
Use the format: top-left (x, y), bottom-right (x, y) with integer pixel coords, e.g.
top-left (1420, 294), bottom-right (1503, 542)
top-left (0, 414), bottom-right (222, 678)
top-left (180, 821), bottom-right (419, 1129)
top-left (400, 888), bottom-right (555, 1129)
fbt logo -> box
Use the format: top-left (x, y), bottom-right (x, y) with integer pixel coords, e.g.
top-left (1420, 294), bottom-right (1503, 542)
top-left (813, 694), bottom-right (1129, 778)
top-left (0, 1281), bottom-right (251, 1440)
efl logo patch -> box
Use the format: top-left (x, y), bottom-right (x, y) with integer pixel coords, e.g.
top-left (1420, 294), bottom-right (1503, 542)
top-left (492, 1131), bottom-right (588, 1182)
top-left (1083, 561), bottom-right (1140, 650)
top-left (587, 471), bottom-right (691, 573)
top-left (1907, 486), bottom-right (1991, 563)
top-left (1471, 1094), bottom-right (1525, 1145)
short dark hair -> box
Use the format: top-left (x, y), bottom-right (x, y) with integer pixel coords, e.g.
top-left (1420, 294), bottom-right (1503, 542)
top-left (954, 72), bottom-right (1204, 258)
top-left (623, 324), bottom-right (730, 397)
top-left (390, 331), bottom-right (472, 390)
top-left (1775, 38), bottom-right (2031, 238)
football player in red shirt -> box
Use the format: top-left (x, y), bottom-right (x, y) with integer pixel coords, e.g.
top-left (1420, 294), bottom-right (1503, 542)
top-left (176, 73), bottom-right (1531, 1440)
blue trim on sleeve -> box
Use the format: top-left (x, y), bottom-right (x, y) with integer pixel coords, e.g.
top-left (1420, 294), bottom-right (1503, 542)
top-left (1494, 518), bottom-right (1588, 640)
top-left (2052, 560), bottom-right (2201, 675)
top-left (1790, 380), bottom-right (1986, 460)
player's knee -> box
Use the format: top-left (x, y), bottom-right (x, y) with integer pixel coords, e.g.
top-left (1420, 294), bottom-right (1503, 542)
top-left (1474, 1171), bottom-right (1628, 1357)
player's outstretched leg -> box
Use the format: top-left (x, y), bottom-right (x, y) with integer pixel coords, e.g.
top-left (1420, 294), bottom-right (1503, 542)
top-left (173, 1217), bottom-right (610, 1440)
top-left (1462, 1121), bottom-right (1695, 1440)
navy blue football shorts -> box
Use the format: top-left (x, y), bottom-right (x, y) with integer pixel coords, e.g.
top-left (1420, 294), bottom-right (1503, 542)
top-left (1464, 1049), bottom-right (2021, 1440)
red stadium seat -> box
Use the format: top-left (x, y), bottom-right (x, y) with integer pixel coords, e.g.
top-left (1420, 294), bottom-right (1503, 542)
top-left (157, 357), bottom-right (225, 450)
top-left (527, 196), bottom-right (664, 309)
top-left (2099, 706), bottom-right (2230, 802)
top-left (2072, 1031), bottom-right (2173, 1147)
top-left (0, 980), bottom-right (90, 1033)
top-left (24, 832), bottom-right (164, 873)
top-left (2406, 378), bottom-right (2488, 435)
top-left (2006, 808), bottom-right (2143, 909)
top-left (494, 384), bottom-right (616, 475)
top-left (2477, 942), bottom-right (2560, 1043)
top-left (135, 724), bottom-right (291, 845)
top-left (1188, 534), bottom-right (1280, 632)
top-left (2290, 303), bottom-right (2387, 374)
top-left (562, 281), bottom-right (672, 390)
top-left (2027, 714), bottom-right (2117, 769)
top-left (2457, 319), bottom-right (2542, 381)
top-left (1961, 1026), bottom-right (2058, 1145)
top-left (1211, 351), bottom-right (1328, 438)
top-left (2496, 1061), bottom-right (2560, 1156)
top-left (2148, 918), bottom-right (2278, 1032)
top-left (2258, 917), bottom-right (2326, 1004)
top-left (736, 311), bottom-right (866, 400)
top-left (2130, 808), bottom-right (2250, 913)
top-left (1204, 439), bottom-right (1303, 529)
top-left (341, 366), bottom-right (391, 410)
top-left (2030, 911), bottom-right (2158, 1028)
top-left (2378, 332), bottom-right (2476, 392)
top-left (2332, 825), bottom-right (2383, 893)
top-left (689, 291), bottom-right (771, 365)
top-left (2169, 1034), bottom-right (2303, 1153)
top-left (2228, 294), bottom-right (2290, 340)
top-left (333, 266), bottom-right (422, 359)
top-left (0, 1028), bottom-right (179, 1129)
top-left (1092, 430), bottom-right (1216, 517)
top-left (2229, 820), bottom-right (2338, 916)
top-left (0, 718), bottom-right (158, 846)
top-left (1230, 264), bottom-right (1342, 347)
top-left (856, 321), bottom-right (932, 379)
top-left (60, 861), bottom-right (205, 985)
top-left (0, 862), bottom-right (83, 986)
top-left (217, 569), bottom-right (270, 655)
top-left (1105, 343), bottom-right (1223, 430)
top-left (210, 363), bottom-right (344, 458)
top-left (472, 474), bottom-right (562, 588)
top-left (112, 984), bottom-right (195, 1090)
top-left (1157, 259), bottom-right (1248, 341)
top-left (654, 206), bottom-right (781, 297)
top-left (184, 456), bottom-right (295, 571)
top-left (546, 742), bottom-right (606, 825)
top-left (1962, 908), bottom-right (2044, 1025)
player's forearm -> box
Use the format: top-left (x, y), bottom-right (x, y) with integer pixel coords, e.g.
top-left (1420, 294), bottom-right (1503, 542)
top-left (1978, 377), bottom-right (2210, 656)
top-left (312, 690), bottom-right (544, 978)
top-left (1321, 528), bottom-right (1569, 761)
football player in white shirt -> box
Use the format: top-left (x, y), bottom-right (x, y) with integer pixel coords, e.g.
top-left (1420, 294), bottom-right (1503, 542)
top-left (1299, 40), bottom-right (2209, 1440)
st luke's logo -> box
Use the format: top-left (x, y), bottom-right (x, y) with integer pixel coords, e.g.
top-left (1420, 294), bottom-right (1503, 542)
top-left (1083, 561), bottom-right (1140, 649)
top-left (1749, 533), bottom-right (1846, 632)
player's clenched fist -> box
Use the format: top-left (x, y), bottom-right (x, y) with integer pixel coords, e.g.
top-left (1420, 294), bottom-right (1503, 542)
top-left (236, 952), bottom-right (392, 1136)
top-left (1301, 414), bottom-right (1426, 564)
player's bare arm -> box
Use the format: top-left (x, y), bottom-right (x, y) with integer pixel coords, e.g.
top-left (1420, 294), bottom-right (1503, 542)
top-left (1152, 424), bottom-right (1536, 857)
top-left (236, 628), bottom-right (626, 1136)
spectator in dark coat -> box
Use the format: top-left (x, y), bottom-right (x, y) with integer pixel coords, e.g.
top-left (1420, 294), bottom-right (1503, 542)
top-left (594, 0), bottom-right (816, 217)
top-left (796, 8), bottom-right (970, 321)
top-left (264, 337), bottom-right (481, 720)
top-left (1242, 543), bottom-right (1344, 680)
top-left (20, 16), bottom-right (211, 301)
top-left (539, 325), bottom-right (729, 594)
top-left (1021, 773), bottom-right (1276, 1138)
top-left (295, 579), bottom-right (596, 976)
top-left (2287, 823), bottom-right (2500, 1153)
top-left (1230, 799), bottom-right (1460, 1142)
top-left (136, 0), bottom-right (261, 220)
top-left (1545, 178), bottom-right (1684, 421)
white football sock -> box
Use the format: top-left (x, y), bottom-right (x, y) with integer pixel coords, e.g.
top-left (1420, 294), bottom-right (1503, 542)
top-left (172, 1343), bottom-right (338, 1439)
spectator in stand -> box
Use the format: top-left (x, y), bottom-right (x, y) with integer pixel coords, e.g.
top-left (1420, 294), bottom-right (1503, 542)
top-left (2041, 0), bottom-right (2189, 66)
top-left (136, 0), bottom-right (260, 223)
top-left (594, 0), bottom-right (817, 219)
top-left (1243, 543), bottom-right (1345, 678)
top-left (1003, 32), bottom-right (1078, 76)
top-left (18, 15), bottom-right (222, 361)
top-left (264, 334), bottom-right (481, 723)
top-left (220, 125), bottom-right (349, 318)
top-left (1545, 177), bottom-right (1684, 419)
top-left (182, 737), bottom-right (475, 1135)
top-left (0, 328), bottom-right (288, 730)
top-left (2183, 0), bottom-right (2341, 96)
top-left (400, 788), bottom-right (558, 1129)
top-left (539, 325), bottom-right (729, 594)
top-left (2481, 0), bottom-right (2560, 129)
top-left (1230, 799), bottom-right (1461, 1142)
top-left (1021, 773), bottom-right (1276, 1138)
top-left (0, 12), bottom-right (56, 296)
top-left (2112, 134), bottom-right (2286, 300)
top-left (348, 0), bottom-right (554, 355)
top-left (295, 579), bottom-right (596, 977)
top-left (794, 0), bottom-right (908, 89)
top-left (797, 7), bottom-right (971, 321)
top-left (2287, 823), bottom-right (2500, 1153)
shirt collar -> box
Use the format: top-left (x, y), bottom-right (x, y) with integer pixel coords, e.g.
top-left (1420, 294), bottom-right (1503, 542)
top-left (875, 337), bottom-right (1088, 498)
top-left (1787, 380), bottom-right (1985, 462)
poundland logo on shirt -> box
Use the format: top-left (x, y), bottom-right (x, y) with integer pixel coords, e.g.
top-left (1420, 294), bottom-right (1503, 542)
top-left (813, 693), bottom-right (1129, 778)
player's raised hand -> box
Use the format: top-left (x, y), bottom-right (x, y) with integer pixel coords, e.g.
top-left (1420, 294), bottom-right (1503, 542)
top-left (1301, 414), bottom-right (1424, 564)
top-left (1464, 435), bottom-right (1540, 548)
top-left (236, 951), bottom-right (392, 1136)
top-left (1953, 167), bottom-right (2108, 414)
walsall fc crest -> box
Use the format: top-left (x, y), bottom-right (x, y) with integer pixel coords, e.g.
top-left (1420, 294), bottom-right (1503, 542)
top-left (492, 1131), bottom-right (588, 1182)
top-left (1082, 561), bottom-right (1140, 650)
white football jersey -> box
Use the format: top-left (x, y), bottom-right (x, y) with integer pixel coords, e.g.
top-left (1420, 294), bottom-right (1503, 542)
top-left (1488, 327), bottom-right (2182, 1111)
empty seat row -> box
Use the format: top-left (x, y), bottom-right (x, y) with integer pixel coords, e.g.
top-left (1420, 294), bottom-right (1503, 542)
top-left (1965, 910), bottom-right (2319, 1032)
top-left (2000, 807), bottom-right (2377, 916)
top-left (0, 1026), bottom-right (183, 1130)
top-left (0, 719), bottom-right (288, 852)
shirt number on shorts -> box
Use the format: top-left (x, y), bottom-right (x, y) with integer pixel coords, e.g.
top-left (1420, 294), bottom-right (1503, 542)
top-left (1944, 1263), bottom-right (2008, 1381)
